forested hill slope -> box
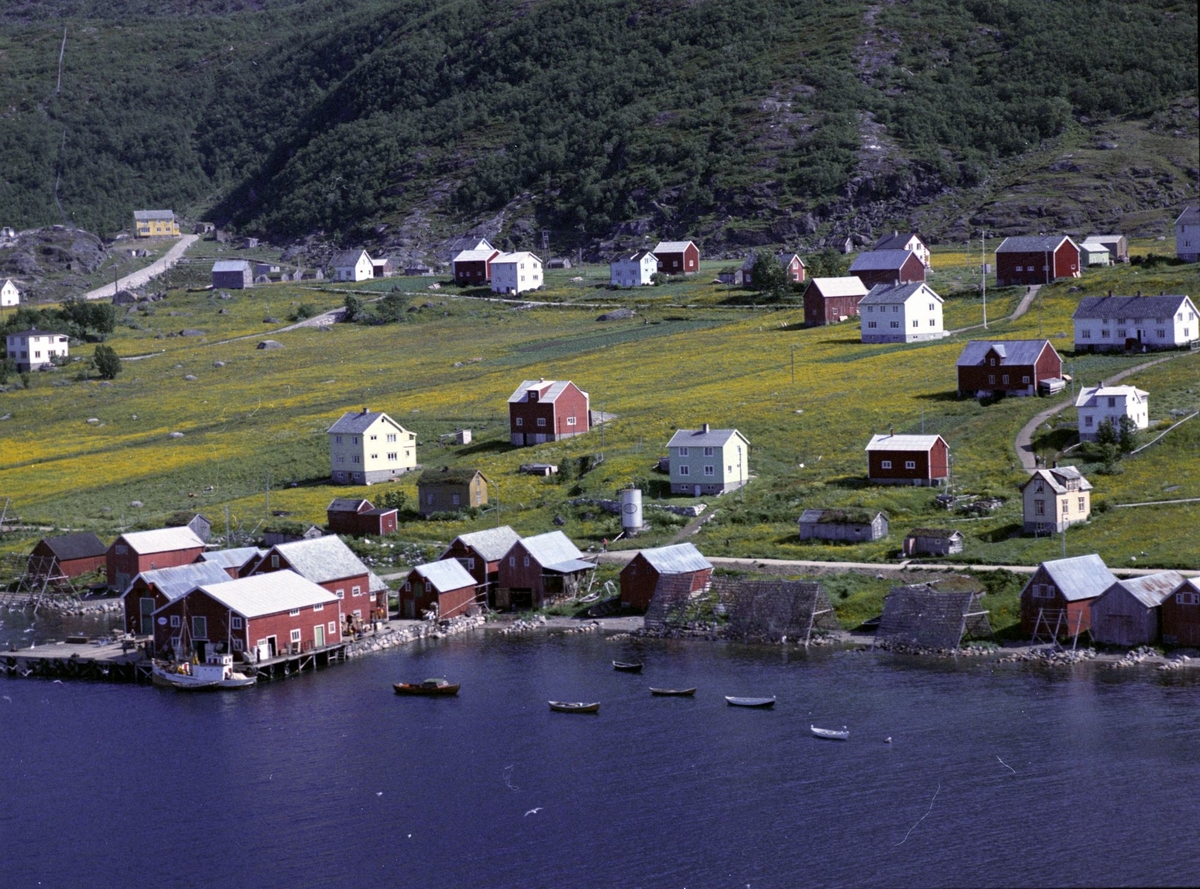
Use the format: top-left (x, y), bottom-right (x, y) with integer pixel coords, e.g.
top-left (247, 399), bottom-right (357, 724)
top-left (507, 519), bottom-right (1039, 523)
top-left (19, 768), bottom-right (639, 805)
top-left (0, 0), bottom-right (1195, 255)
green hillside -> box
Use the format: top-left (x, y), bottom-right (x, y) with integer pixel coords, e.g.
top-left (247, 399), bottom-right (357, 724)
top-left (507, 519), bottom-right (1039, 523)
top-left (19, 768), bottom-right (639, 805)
top-left (0, 0), bottom-right (1195, 249)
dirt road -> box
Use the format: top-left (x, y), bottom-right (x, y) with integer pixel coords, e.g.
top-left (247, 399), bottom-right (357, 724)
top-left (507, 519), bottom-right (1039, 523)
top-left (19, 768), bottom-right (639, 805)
top-left (84, 234), bottom-right (199, 300)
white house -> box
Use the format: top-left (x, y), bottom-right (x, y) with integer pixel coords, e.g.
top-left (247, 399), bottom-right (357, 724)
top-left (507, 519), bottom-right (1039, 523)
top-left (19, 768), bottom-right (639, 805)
top-left (1072, 294), bottom-right (1199, 352)
top-left (1075, 384), bottom-right (1149, 441)
top-left (610, 250), bottom-right (658, 287)
top-left (327, 408), bottom-right (417, 485)
top-left (5, 327), bottom-right (69, 371)
top-left (1, 278), bottom-right (18, 308)
top-left (1176, 207), bottom-right (1199, 262)
top-left (331, 249), bottom-right (374, 282)
top-left (666, 424), bottom-right (750, 496)
top-left (859, 282), bottom-right (945, 343)
top-left (871, 231), bottom-right (931, 268)
top-left (490, 252), bottom-right (543, 294)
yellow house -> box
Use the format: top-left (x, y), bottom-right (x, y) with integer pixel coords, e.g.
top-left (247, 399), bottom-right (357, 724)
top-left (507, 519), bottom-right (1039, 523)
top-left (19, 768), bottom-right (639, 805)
top-left (133, 210), bottom-right (180, 238)
top-left (1021, 466), bottom-right (1092, 534)
top-left (327, 408), bottom-right (417, 485)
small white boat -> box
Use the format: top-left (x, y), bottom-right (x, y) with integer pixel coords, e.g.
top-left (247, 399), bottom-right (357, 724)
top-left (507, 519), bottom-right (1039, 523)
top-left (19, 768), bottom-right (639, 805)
top-left (810, 724), bottom-right (849, 740)
top-left (152, 653), bottom-right (256, 690)
top-left (725, 695), bottom-right (775, 709)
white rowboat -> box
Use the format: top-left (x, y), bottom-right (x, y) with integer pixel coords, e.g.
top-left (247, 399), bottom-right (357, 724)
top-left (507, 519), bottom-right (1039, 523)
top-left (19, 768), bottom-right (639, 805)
top-left (810, 724), bottom-right (849, 740)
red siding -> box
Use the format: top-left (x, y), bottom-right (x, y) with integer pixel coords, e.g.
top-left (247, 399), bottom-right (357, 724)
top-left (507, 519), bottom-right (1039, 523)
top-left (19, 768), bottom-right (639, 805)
top-left (804, 290), bottom-right (863, 326)
top-left (1161, 582), bottom-right (1200, 646)
top-left (509, 382), bottom-right (590, 445)
top-left (996, 243), bottom-right (1080, 286)
top-left (957, 344), bottom-right (1062, 395)
top-left (250, 557), bottom-right (379, 621)
top-left (106, 540), bottom-right (205, 589)
top-left (440, 540), bottom-right (496, 591)
top-left (30, 541), bottom-right (107, 579)
top-left (619, 555), bottom-right (712, 611)
top-left (868, 439), bottom-right (948, 484)
top-left (656, 245), bottom-right (700, 275)
top-left (453, 251), bottom-right (499, 285)
top-left (498, 542), bottom-right (547, 604)
top-left (399, 570), bottom-right (477, 620)
top-left (328, 508), bottom-right (397, 536)
top-left (1019, 567), bottom-right (1096, 636)
top-left (153, 590), bottom-right (342, 658)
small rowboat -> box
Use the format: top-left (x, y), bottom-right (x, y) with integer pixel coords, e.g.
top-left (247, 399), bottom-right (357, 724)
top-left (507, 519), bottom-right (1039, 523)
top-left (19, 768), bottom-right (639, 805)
top-left (649, 687), bottom-right (697, 697)
top-left (549, 701), bottom-right (600, 713)
top-left (811, 724), bottom-right (849, 740)
top-left (725, 696), bottom-right (775, 708)
top-left (612, 660), bottom-right (643, 673)
top-left (393, 678), bottom-right (460, 696)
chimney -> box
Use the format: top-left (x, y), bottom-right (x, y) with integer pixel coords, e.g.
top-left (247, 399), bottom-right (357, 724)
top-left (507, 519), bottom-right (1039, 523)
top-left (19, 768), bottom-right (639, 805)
top-left (1108, 290), bottom-right (1112, 298)
top-left (1136, 290), bottom-right (1141, 297)
top-left (889, 425), bottom-right (894, 437)
top-left (361, 407), bottom-right (369, 414)
top-left (702, 423), bottom-right (710, 434)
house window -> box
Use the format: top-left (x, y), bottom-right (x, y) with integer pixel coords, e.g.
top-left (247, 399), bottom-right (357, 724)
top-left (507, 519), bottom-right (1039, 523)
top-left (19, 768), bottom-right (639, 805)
top-left (1101, 329), bottom-right (1110, 337)
top-left (905, 461), bottom-right (916, 469)
top-left (387, 434), bottom-right (396, 443)
top-left (1081, 330), bottom-right (1091, 339)
top-left (191, 616), bottom-right (207, 640)
top-left (704, 465), bottom-right (715, 476)
top-left (352, 436), bottom-right (359, 444)
top-left (988, 375), bottom-right (996, 385)
top-left (1033, 584), bottom-right (1055, 598)
top-left (271, 555), bottom-right (280, 568)
top-left (678, 447), bottom-right (689, 456)
top-left (116, 545), bottom-right (127, 555)
top-left (387, 452), bottom-right (397, 461)
top-left (232, 639), bottom-right (244, 652)
top-left (1022, 376), bottom-right (1030, 384)
top-left (370, 454), bottom-right (378, 461)
top-left (867, 321), bottom-right (877, 328)
top-left (1034, 480), bottom-right (1044, 493)
top-left (536, 418), bottom-right (546, 427)
top-left (1085, 416), bottom-right (1094, 427)
top-left (352, 456), bottom-right (360, 464)
top-left (352, 585), bottom-right (361, 597)
top-left (1157, 329), bottom-right (1166, 338)
top-left (912, 320), bottom-right (918, 328)
top-left (1078, 497), bottom-right (1086, 511)
top-left (509, 557), bottom-right (515, 567)
top-left (314, 602), bottom-right (324, 611)
top-left (1177, 591), bottom-right (1199, 605)
top-left (1002, 375), bottom-right (1009, 384)
top-left (566, 416), bottom-right (576, 426)
top-left (1117, 330), bottom-right (1126, 338)
top-left (704, 447), bottom-right (714, 456)
top-left (881, 460), bottom-right (892, 469)
top-left (170, 615), bottom-right (181, 628)
top-left (515, 417), bottom-right (523, 427)
top-left (329, 621), bottom-right (338, 635)
top-left (336, 587), bottom-right (344, 598)
top-left (337, 455), bottom-right (345, 464)
top-left (1035, 501), bottom-right (1045, 516)
top-left (452, 493), bottom-right (461, 506)
top-left (523, 557), bottom-right (530, 568)
top-left (290, 629), bottom-right (302, 644)
top-left (679, 465), bottom-right (690, 476)
top-left (289, 608), bottom-right (300, 617)
top-left (231, 617), bottom-right (243, 630)
top-left (1062, 500), bottom-right (1069, 514)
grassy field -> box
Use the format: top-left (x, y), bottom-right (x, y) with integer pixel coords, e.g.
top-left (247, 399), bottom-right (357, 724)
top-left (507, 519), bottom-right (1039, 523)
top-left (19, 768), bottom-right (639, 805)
top-left (2, 247), bottom-right (1197, 629)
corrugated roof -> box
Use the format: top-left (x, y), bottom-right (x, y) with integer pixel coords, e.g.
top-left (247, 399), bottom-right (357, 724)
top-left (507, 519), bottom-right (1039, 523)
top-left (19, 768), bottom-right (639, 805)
top-left (956, 340), bottom-right (1054, 368)
top-left (119, 527), bottom-right (205, 555)
top-left (326, 409), bottom-right (407, 435)
top-left (444, 526), bottom-right (522, 562)
top-left (1105, 571), bottom-right (1186, 608)
top-left (637, 543), bottom-right (712, 575)
top-left (994, 235), bottom-right (1076, 253)
top-left (860, 282), bottom-right (941, 306)
top-left (133, 561), bottom-right (233, 601)
top-left (849, 249), bottom-right (918, 271)
top-left (666, 427), bottom-right (748, 448)
top-left (1039, 554), bottom-right (1116, 601)
top-left (211, 260), bottom-right (249, 273)
top-left (521, 531), bottom-right (588, 569)
top-left (194, 572), bottom-right (339, 618)
top-left (654, 241), bottom-right (696, 253)
top-left (492, 251), bottom-right (541, 264)
top-left (1022, 466), bottom-right (1092, 495)
top-left (197, 547), bottom-right (263, 570)
top-left (1072, 294), bottom-right (1193, 320)
top-left (866, 433), bottom-right (947, 453)
top-left (1075, 384), bottom-right (1148, 408)
top-left (38, 532), bottom-right (108, 561)
top-left (807, 277), bottom-right (868, 298)
top-left (453, 247), bottom-right (498, 262)
top-left (506, 379), bottom-right (585, 404)
top-left (268, 536), bottom-right (372, 584)
top-left (412, 560), bottom-right (476, 592)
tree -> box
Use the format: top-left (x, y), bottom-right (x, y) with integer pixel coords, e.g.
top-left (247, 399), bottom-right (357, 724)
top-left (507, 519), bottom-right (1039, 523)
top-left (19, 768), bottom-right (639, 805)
top-left (93, 344), bottom-right (121, 380)
top-left (748, 249), bottom-right (789, 300)
top-left (1116, 415), bottom-right (1139, 453)
top-left (343, 294), bottom-right (363, 323)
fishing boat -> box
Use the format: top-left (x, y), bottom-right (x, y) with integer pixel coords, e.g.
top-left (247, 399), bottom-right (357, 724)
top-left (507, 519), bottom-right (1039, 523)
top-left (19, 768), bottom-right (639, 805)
top-left (612, 660), bottom-right (643, 673)
top-left (393, 678), bottom-right (460, 696)
top-left (649, 687), bottom-right (697, 697)
top-left (810, 725), bottom-right (849, 740)
top-left (724, 695), bottom-right (775, 708)
top-left (548, 701), bottom-right (600, 713)
top-left (152, 653), bottom-right (256, 690)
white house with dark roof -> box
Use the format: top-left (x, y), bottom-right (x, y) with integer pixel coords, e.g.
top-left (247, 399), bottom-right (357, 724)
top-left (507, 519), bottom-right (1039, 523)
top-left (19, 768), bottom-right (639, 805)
top-left (871, 231), bottom-right (931, 268)
top-left (859, 282), bottom-right (945, 343)
top-left (610, 250), bottom-right (658, 287)
top-left (1021, 466), bottom-right (1092, 534)
top-left (327, 408), bottom-right (417, 484)
top-left (1176, 206), bottom-right (1199, 262)
top-left (1, 278), bottom-right (19, 307)
top-left (1075, 384), bottom-right (1149, 441)
top-left (5, 327), bottom-right (69, 371)
top-left (490, 251), bottom-right (543, 294)
top-left (1072, 294), bottom-right (1199, 352)
top-left (331, 249), bottom-right (374, 282)
top-left (667, 424), bottom-right (750, 495)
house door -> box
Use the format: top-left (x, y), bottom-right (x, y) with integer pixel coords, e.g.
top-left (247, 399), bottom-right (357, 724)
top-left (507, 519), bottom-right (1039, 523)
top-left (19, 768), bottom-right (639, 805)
top-left (314, 624), bottom-right (325, 649)
top-left (403, 598), bottom-right (414, 618)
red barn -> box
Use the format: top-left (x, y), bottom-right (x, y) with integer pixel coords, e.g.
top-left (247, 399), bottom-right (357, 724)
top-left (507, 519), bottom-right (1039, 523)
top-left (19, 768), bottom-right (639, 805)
top-left (508, 379), bottom-right (590, 446)
top-left (848, 249), bottom-right (926, 289)
top-left (1019, 554), bottom-right (1116, 638)
top-left (439, 526), bottom-right (523, 607)
top-left (1161, 578), bottom-right (1200, 646)
top-left (399, 560), bottom-right (478, 620)
top-left (653, 240), bottom-right (700, 275)
top-left (496, 531), bottom-right (594, 611)
top-left (619, 543), bottom-right (713, 611)
top-left (123, 561), bottom-right (233, 637)
top-left (451, 241), bottom-right (500, 286)
top-left (326, 498), bottom-right (398, 536)
top-left (28, 532), bottom-right (108, 579)
top-left (955, 340), bottom-right (1062, 397)
top-left (153, 572), bottom-right (341, 661)
top-left (994, 236), bottom-right (1080, 286)
top-left (106, 527), bottom-right (207, 593)
top-left (803, 277), bottom-right (870, 327)
top-left (250, 535), bottom-right (385, 624)
top-left (865, 433), bottom-right (950, 486)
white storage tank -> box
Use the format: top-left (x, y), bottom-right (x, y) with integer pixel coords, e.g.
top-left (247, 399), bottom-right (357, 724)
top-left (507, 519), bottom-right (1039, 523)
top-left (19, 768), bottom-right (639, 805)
top-left (621, 488), bottom-right (644, 534)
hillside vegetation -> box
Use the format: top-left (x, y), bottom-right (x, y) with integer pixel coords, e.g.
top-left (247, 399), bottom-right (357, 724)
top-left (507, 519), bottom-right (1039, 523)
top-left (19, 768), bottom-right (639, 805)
top-left (0, 0), bottom-right (1195, 252)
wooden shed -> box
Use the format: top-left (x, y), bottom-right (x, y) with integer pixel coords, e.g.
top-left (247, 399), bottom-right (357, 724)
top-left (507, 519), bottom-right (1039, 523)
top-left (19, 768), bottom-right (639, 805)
top-left (875, 583), bottom-right (992, 650)
top-left (439, 526), bottom-right (522, 607)
top-left (416, 467), bottom-right (490, 516)
top-left (1091, 571), bottom-right (1185, 647)
top-left (496, 531), bottom-right (594, 610)
top-left (1161, 578), bottom-right (1200, 646)
top-left (326, 498), bottom-right (398, 536)
top-left (399, 560), bottom-right (479, 621)
top-left (798, 509), bottom-right (888, 542)
top-left (1019, 554), bottom-right (1116, 639)
top-left (903, 529), bottom-right (965, 557)
top-left (619, 543), bottom-right (712, 611)
top-left (28, 532), bottom-right (108, 579)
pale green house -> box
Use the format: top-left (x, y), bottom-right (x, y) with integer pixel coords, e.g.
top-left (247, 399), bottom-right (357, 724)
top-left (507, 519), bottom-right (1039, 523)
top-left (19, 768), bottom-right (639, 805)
top-left (666, 424), bottom-right (750, 496)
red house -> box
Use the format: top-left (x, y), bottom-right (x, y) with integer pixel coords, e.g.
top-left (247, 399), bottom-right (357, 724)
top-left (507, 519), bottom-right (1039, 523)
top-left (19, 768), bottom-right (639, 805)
top-left (153, 572), bottom-right (341, 661)
top-left (865, 433), bottom-right (949, 486)
top-left (743, 252), bottom-right (805, 286)
top-left (196, 546), bottom-right (264, 579)
top-left (250, 535), bottom-right (385, 624)
top-left (28, 532), bottom-right (108, 579)
top-left (955, 340), bottom-right (1062, 397)
top-left (1019, 554), bottom-right (1116, 638)
top-left (1161, 578), bottom-right (1200, 646)
top-left (399, 560), bottom-right (478, 620)
top-left (496, 531), bottom-right (594, 611)
top-left (619, 543), bottom-right (713, 611)
top-left (653, 240), bottom-right (700, 275)
top-left (803, 276), bottom-right (869, 327)
top-left (326, 498), bottom-right (398, 536)
top-left (994, 236), bottom-right (1080, 286)
top-left (439, 525), bottom-right (523, 607)
top-left (848, 249), bottom-right (926, 289)
top-left (451, 240), bottom-right (501, 286)
top-left (106, 527), bottom-right (207, 593)
top-left (122, 561), bottom-right (233, 636)
top-left (508, 379), bottom-right (590, 446)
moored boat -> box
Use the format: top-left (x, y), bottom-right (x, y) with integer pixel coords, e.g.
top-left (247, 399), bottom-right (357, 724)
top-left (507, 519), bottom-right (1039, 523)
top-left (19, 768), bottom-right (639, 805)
top-left (152, 653), bottom-right (256, 690)
top-left (548, 700), bottom-right (600, 713)
top-left (810, 724), bottom-right (849, 740)
top-left (612, 660), bottom-right (643, 673)
top-left (393, 678), bottom-right (460, 696)
top-left (724, 695), bottom-right (775, 708)
top-left (649, 687), bottom-right (697, 697)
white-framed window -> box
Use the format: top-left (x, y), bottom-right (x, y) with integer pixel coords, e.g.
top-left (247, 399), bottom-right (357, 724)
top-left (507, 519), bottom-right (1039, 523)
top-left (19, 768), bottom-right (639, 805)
top-left (678, 447), bottom-right (689, 456)
top-left (704, 465), bottom-right (715, 476)
top-left (329, 621), bottom-right (338, 635)
top-left (289, 608), bottom-right (300, 617)
top-left (1177, 591), bottom-right (1199, 605)
top-left (314, 602), bottom-right (324, 611)
top-left (881, 460), bottom-right (892, 469)
top-left (336, 588), bottom-right (344, 599)
top-left (1033, 583), bottom-right (1055, 598)
top-left (679, 465), bottom-right (690, 476)
top-left (387, 433), bottom-right (396, 443)
top-left (352, 585), bottom-right (362, 597)
top-left (116, 544), bottom-right (127, 555)
top-left (466, 557), bottom-right (475, 569)
top-left (536, 418), bottom-right (546, 427)
top-left (1062, 500), bottom-right (1069, 514)
top-left (232, 639), bottom-right (243, 652)
top-left (191, 616), bottom-right (207, 639)
top-left (523, 557), bottom-right (530, 568)
top-left (170, 615), bottom-right (181, 628)
top-left (704, 447), bottom-right (714, 456)
top-left (1022, 376), bottom-right (1030, 384)
top-left (1035, 501), bottom-right (1045, 515)
top-left (231, 616), bottom-right (243, 630)
top-left (566, 416), bottom-right (576, 426)
top-left (387, 452), bottom-right (397, 461)
top-left (1081, 329), bottom-right (1091, 339)
top-left (290, 629), bottom-right (302, 644)
top-left (905, 460), bottom-right (916, 469)
top-left (509, 556), bottom-right (515, 567)
top-left (515, 417), bottom-right (523, 427)
top-left (1078, 497), bottom-right (1086, 511)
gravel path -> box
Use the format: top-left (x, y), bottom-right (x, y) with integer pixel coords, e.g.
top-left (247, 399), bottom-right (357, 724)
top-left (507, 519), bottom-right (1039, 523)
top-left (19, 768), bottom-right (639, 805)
top-left (84, 234), bottom-right (199, 300)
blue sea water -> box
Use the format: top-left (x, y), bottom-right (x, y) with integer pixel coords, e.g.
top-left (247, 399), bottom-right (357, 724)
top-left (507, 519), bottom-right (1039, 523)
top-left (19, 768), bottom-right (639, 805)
top-left (1, 614), bottom-right (1198, 889)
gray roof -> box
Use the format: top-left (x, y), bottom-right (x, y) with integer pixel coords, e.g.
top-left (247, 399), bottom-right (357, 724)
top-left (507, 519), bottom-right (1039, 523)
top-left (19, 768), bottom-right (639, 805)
top-left (327, 498), bottom-right (371, 513)
top-left (1072, 294), bottom-right (1194, 321)
top-left (331, 249), bottom-right (370, 267)
top-left (1103, 571), bottom-right (1187, 609)
top-left (118, 527), bottom-right (205, 555)
top-left (1038, 554), bottom-right (1117, 601)
top-left (653, 241), bottom-right (696, 253)
top-left (38, 532), bottom-right (108, 561)
top-left (326, 409), bottom-right (407, 435)
top-left (849, 249), bottom-right (919, 271)
top-left (860, 282), bottom-right (941, 306)
top-left (520, 531), bottom-right (592, 573)
top-left (994, 235), bottom-right (1076, 253)
top-left (443, 526), bottom-right (522, 562)
top-left (191, 572), bottom-right (339, 618)
top-left (412, 560), bottom-right (477, 592)
top-left (197, 547), bottom-right (264, 570)
top-left (667, 427), bottom-right (748, 448)
top-left (636, 543), bottom-right (712, 575)
top-left (1022, 466), bottom-right (1092, 495)
top-left (872, 232), bottom-right (925, 251)
top-left (1175, 207), bottom-right (1199, 226)
top-left (507, 379), bottom-right (585, 404)
top-left (133, 210), bottom-right (174, 221)
top-left (212, 259), bottom-right (250, 273)
top-left (906, 528), bottom-right (964, 540)
top-left (798, 508), bottom-right (884, 525)
top-left (956, 340), bottom-right (1055, 368)
top-left (268, 536), bottom-right (372, 584)
top-left (866, 433), bottom-right (947, 453)
top-left (453, 247), bottom-right (499, 262)
top-left (131, 561), bottom-right (233, 601)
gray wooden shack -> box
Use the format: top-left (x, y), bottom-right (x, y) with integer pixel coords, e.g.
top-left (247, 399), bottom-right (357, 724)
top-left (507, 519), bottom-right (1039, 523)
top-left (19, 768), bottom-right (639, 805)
top-left (212, 260), bottom-right (252, 289)
top-left (798, 508), bottom-right (888, 542)
top-left (875, 583), bottom-right (992, 650)
top-left (903, 528), bottom-right (964, 557)
top-left (1091, 571), bottom-right (1185, 647)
